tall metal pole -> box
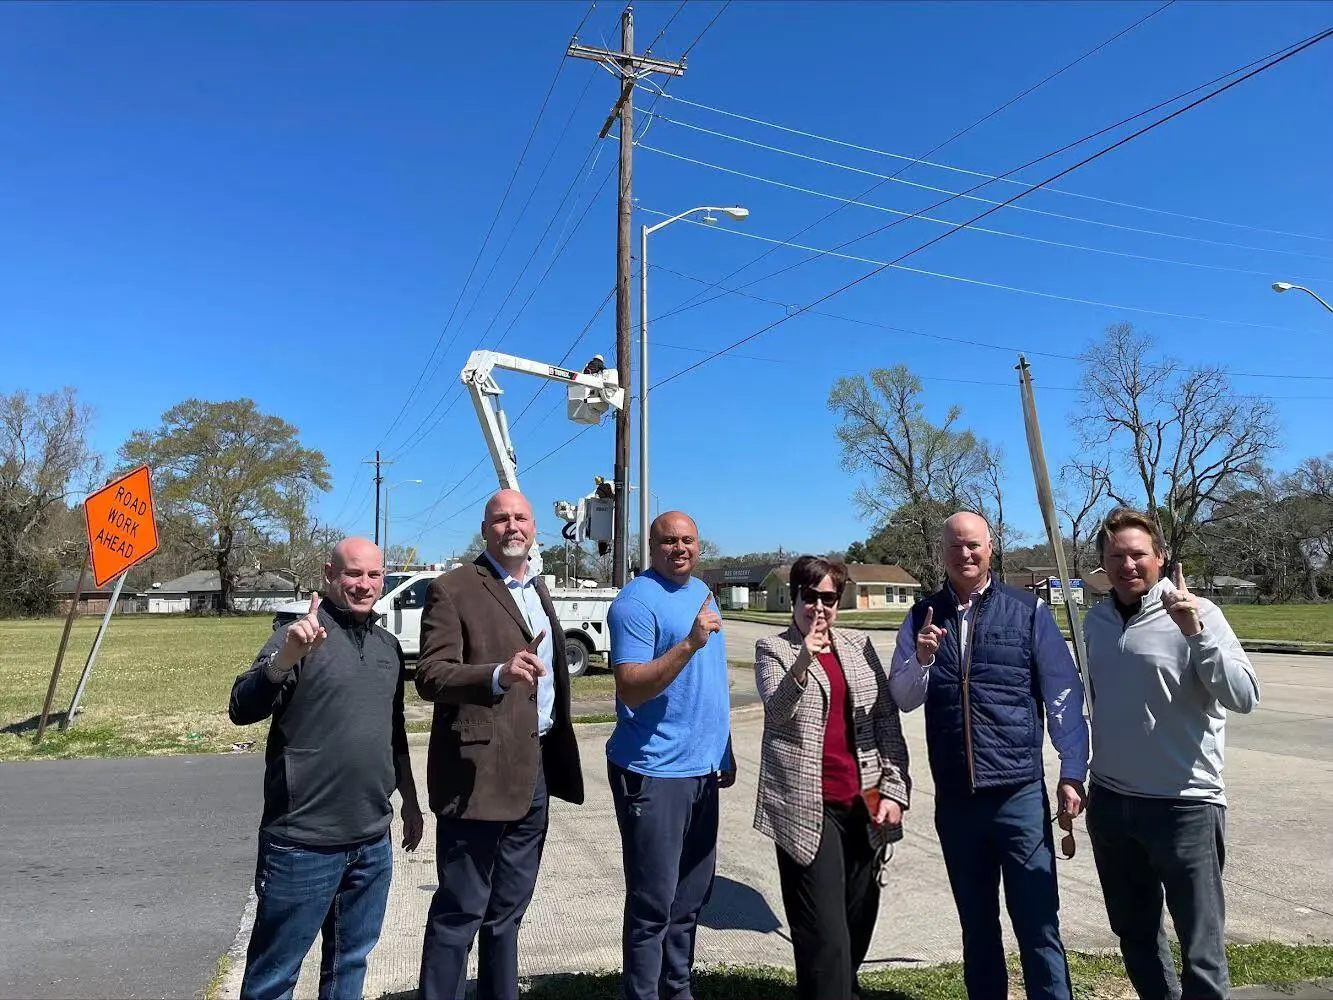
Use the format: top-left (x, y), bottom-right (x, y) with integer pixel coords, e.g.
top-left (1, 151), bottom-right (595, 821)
top-left (638, 222), bottom-right (650, 573)
top-left (37, 558), bottom-right (88, 743)
top-left (383, 484), bottom-right (392, 563)
top-left (1017, 355), bottom-right (1089, 676)
top-left (62, 571), bottom-right (128, 730)
top-left (373, 450), bottom-right (383, 544)
top-left (612, 7), bottom-right (634, 587)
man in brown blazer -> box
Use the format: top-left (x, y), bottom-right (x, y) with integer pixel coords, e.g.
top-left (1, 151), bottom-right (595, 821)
top-left (415, 488), bottom-right (584, 1000)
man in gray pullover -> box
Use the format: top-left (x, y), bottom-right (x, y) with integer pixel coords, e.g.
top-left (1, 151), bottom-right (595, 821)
top-left (1083, 508), bottom-right (1259, 1000)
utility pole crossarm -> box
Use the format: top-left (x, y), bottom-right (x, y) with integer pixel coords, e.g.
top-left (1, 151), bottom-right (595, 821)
top-left (565, 42), bottom-right (688, 77)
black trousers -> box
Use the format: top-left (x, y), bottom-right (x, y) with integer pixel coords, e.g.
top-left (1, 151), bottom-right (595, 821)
top-left (775, 798), bottom-right (881, 1000)
top-left (419, 759), bottom-right (548, 1000)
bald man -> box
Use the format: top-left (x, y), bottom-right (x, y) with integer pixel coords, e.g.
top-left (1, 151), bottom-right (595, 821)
top-left (229, 537), bottom-right (422, 1000)
top-left (415, 489), bottom-right (583, 1000)
top-left (606, 510), bottom-right (736, 1000)
top-left (890, 512), bottom-right (1089, 1000)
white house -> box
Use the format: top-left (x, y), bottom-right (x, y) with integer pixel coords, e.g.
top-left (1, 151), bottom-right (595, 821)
top-left (760, 563), bottom-right (922, 613)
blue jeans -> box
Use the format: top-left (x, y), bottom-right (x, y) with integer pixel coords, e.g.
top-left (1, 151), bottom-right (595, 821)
top-left (608, 762), bottom-right (719, 1000)
top-left (240, 830), bottom-right (393, 1000)
top-left (934, 780), bottom-right (1072, 1000)
top-left (1087, 782), bottom-right (1229, 1000)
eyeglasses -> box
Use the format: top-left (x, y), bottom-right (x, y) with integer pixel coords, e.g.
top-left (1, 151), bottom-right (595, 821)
top-left (1051, 813), bottom-right (1076, 860)
top-left (800, 588), bottom-right (839, 608)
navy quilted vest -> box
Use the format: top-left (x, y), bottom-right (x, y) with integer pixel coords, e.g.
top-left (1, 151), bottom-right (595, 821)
top-left (912, 581), bottom-right (1044, 794)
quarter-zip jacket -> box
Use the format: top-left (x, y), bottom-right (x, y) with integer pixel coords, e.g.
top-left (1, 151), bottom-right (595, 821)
top-left (1084, 579), bottom-right (1258, 804)
top-left (230, 601), bottom-right (409, 845)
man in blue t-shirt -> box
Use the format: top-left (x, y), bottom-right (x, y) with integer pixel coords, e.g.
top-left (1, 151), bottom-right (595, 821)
top-left (607, 510), bottom-right (735, 1000)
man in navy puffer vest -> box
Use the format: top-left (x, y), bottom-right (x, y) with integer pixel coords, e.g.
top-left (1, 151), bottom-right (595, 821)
top-left (891, 512), bottom-right (1089, 1000)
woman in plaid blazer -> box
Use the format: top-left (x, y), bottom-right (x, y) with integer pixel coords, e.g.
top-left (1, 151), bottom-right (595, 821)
top-left (753, 555), bottom-right (912, 1000)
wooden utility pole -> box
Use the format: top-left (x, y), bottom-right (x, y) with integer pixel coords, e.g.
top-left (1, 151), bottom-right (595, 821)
top-left (568, 7), bottom-right (686, 586)
top-left (362, 450), bottom-right (393, 545)
top-left (1017, 355), bottom-right (1089, 677)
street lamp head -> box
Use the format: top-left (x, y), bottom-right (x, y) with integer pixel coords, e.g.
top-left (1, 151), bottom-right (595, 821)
top-left (724, 206), bottom-right (750, 220)
top-left (701, 213), bottom-right (719, 225)
top-left (1273, 282), bottom-right (1294, 293)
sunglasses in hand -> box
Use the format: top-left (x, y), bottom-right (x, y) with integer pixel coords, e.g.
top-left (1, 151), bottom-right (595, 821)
top-left (800, 588), bottom-right (839, 608)
top-left (1051, 812), bottom-right (1076, 860)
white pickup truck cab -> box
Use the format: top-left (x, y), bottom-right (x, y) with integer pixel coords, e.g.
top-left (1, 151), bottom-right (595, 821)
top-left (271, 569), bottom-right (615, 676)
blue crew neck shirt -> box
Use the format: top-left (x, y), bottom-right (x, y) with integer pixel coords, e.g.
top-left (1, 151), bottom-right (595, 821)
top-left (605, 569), bottom-right (731, 777)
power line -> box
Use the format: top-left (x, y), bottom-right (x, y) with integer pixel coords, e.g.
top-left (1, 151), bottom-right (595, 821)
top-left (640, 0), bottom-right (1177, 325)
top-left (652, 88), bottom-right (1333, 246)
top-left (376, 9), bottom-right (593, 450)
top-left (639, 24), bottom-right (1327, 329)
top-left (679, 0), bottom-right (730, 59)
top-left (647, 209), bottom-right (1316, 333)
top-left (645, 0), bottom-right (688, 54)
top-left (639, 143), bottom-right (1327, 281)
top-left (648, 260), bottom-right (1333, 383)
top-left (645, 112), bottom-right (1333, 262)
top-left (648, 27), bottom-right (1333, 392)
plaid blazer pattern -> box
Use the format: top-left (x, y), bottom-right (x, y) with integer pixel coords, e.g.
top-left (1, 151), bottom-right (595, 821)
top-left (753, 625), bottom-right (912, 868)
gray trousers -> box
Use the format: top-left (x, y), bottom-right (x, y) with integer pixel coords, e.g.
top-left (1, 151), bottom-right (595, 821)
top-left (1087, 781), bottom-right (1229, 1000)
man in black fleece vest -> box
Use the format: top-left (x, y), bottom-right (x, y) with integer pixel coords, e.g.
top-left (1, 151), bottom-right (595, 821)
top-left (229, 536), bottom-right (422, 1000)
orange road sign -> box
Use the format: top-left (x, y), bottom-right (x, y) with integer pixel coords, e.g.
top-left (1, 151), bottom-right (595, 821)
top-left (84, 465), bottom-right (160, 587)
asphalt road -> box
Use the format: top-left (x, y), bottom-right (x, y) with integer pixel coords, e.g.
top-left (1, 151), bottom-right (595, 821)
top-left (0, 753), bottom-right (262, 1000)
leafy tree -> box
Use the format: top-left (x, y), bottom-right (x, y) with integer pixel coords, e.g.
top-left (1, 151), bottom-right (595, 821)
top-left (121, 399), bottom-right (330, 613)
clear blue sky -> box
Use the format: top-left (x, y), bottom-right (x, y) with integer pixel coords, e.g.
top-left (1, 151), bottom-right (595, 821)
top-left (4, 1), bottom-right (1331, 563)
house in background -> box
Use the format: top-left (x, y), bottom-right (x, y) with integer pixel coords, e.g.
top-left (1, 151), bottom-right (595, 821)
top-left (1187, 575), bottom-right (1259, 601)
top-left (1008, 565), bottom-right (1113, 605)
top-left (51, 569), bottom-right (131, 616)
top-left (759, 563), bottom-right (922, 613)
top-left (698, 564), bottom-right (780, 610)
top-left (147, 569), bottom-right (300, 613)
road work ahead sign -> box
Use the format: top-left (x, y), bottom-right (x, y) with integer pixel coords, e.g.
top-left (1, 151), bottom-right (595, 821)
top-left (84, 465), bottom-right (160, 587)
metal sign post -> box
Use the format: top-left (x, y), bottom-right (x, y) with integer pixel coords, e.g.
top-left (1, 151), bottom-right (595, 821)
top-left (1017, 355), bottom-right (1089, 677)
top-left (61, 571), bottom-right (128, 731)
top-left (36, 558), bottom-right (88, 744)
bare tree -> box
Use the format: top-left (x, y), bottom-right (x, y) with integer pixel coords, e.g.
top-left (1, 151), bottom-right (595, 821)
top-left (0, 388), bottom-right (103, 615)
top-left (829, 366), bottom-right (990, 589)
top-left (1078, 323), bottom-right (1278, 566)
top-left (1057, 458), bottom-right (1114, 577)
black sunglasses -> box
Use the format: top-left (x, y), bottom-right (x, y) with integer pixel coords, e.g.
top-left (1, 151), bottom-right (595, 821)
top-left (800, 588), bottom-right (839, 608)
top-left (1051, 813), bottom-right (1076, 860)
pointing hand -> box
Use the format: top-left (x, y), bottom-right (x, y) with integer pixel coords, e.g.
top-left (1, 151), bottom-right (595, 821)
top-left (689, 592), bottom-right (722, 652)
top-left (916, 606), bottom-right (944, 664)
top-left (500, 630), bottom-right (547, 690)
top-left (276, 593), bottom-right (327, 671)
top-left (1161, 564), bottom-right (1203, 637)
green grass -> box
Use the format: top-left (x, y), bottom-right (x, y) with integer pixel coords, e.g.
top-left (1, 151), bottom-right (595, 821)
top-left (1223, 604), bottom-right (1333, 644)
top-left (0, 614), bottom-right (275, 761)
top-left (379, 943), bottom-right (1333, 999)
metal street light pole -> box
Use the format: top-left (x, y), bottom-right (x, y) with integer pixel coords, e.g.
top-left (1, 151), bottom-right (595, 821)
top-left (383, 479), bottom-right (422, 565)
top-left (1272, 281), bottom-right (1333, 314)
top-left (638, 205), bottom-right (749, 572)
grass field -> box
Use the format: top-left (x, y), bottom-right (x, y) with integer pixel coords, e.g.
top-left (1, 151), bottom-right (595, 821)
top-left (0, 615), bottom-right (620, 762)
top-left (498, 942), bottom-right (1333, 999)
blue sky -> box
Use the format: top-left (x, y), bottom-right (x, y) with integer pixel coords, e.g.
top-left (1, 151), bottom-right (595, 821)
top-left (4, 1), bottom-right (1331, 563)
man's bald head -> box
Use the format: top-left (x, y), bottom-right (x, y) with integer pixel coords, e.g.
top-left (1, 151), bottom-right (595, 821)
top-left (650, 510), bottom-right (702, 584)
top-left (941, 510), bottom-right (993, 597)
top-left (482, 489), bottom-right (536, 570)
top-left (324, 536), bottom-right (385, 620)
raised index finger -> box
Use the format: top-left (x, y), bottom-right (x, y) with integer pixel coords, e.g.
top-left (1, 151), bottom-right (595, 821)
top-left (699, 591), bottom-right (715, 614)
top-left (1173, 564), bottom-right (1188, 592)
top-left (307, 592), bottom-right (322, 619)
top-left (921, 606), bottom-right (934, 631)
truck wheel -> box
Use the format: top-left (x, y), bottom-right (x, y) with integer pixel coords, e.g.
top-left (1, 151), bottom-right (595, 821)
top-left (564, 636), bottom-right (592, 678)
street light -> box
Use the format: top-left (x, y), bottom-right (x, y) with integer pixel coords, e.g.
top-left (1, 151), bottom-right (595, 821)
top-left (1272, 281), bottom-right (1333, 314)
top-left (383, 479), bottom-right (422, 566)
top-left (638, 205), bottom-right (749, 571)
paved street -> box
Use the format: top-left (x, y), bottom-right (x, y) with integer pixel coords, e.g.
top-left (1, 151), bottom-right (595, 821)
top-left (0, 754), bottom-right (262, 1000)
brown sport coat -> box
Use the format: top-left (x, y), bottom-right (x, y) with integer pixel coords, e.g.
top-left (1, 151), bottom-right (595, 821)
top-left (415, 555), bottom-right (584, 821)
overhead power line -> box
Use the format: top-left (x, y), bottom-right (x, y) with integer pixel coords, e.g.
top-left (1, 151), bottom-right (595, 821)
top-left (376, 21), bottom-right (587, 451)
top-left (639, 145), bottom-right (1329, 281)
top-left (641, 0), bottom-right (1177, 324)
top-left (648, 26), bottom-right (1333, 392)
top-left (643, 25), bottom-right (1333, 331)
